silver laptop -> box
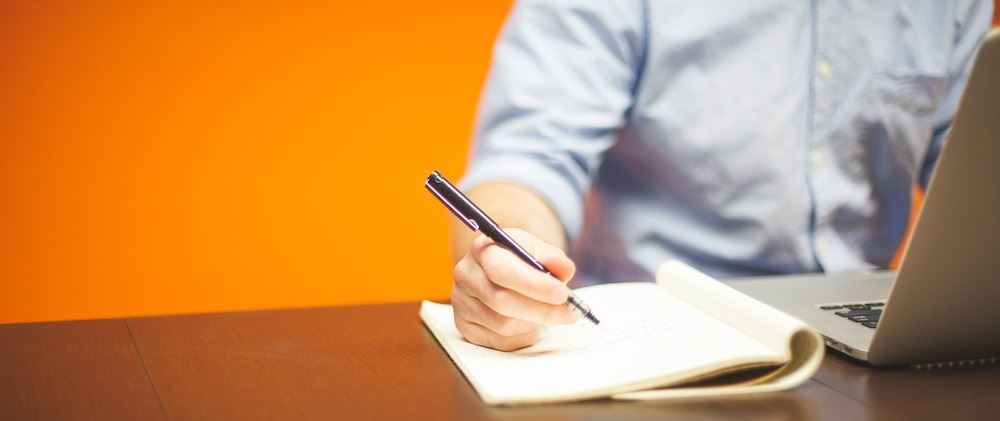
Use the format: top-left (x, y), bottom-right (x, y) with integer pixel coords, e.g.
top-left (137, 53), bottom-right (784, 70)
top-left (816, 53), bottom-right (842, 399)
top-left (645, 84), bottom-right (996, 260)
top-left (723, 30), bottom-right (1000, 366)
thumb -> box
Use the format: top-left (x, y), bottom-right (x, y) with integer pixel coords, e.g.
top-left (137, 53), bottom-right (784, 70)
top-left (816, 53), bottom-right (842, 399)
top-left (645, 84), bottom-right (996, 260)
top-left (504, 227), bottom-right (576, 284)
top-left (534, 245), bottom-right (576, 284)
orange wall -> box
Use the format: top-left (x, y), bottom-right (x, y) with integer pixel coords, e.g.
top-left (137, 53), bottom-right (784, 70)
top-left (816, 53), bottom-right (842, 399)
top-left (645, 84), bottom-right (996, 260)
top-left (2, 3), bottom-right (997, 324)
top-left (1, 1), bottom-right (512, 324)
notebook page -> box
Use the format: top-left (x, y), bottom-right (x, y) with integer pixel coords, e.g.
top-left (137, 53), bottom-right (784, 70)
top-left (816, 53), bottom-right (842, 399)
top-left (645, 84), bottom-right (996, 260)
top-left (656, 260), bottom-right (810, 353)
top-left (609, 260), bottom-right (826, 401)
top-left (421, 282), bottom-right (783, 404)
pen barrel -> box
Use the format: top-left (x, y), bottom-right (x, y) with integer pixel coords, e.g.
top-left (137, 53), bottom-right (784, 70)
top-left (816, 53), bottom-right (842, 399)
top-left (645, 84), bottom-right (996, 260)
top-left (424, 171), bottom-right (599, 326)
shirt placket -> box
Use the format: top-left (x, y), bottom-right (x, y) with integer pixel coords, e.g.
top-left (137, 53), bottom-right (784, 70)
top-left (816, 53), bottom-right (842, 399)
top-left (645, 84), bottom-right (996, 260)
top-left (808, 1), bottom-right (837, 271)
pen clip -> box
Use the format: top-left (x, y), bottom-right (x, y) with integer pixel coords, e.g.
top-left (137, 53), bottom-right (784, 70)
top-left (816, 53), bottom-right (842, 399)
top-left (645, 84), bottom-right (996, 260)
top-left (426, 172), bottom-right (480, 231)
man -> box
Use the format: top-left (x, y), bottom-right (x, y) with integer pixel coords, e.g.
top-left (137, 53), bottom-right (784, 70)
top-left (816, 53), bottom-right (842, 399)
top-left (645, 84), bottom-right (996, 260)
top-left (450, 1), bottom-right (993, 351)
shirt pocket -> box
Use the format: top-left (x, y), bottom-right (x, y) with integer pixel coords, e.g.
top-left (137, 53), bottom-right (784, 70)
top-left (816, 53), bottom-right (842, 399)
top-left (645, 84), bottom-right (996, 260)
top-left (868, 71), bottom-right (947, 121)
top-left (862, 23), bottom-right (952, 168)
top-left (865, 8), bottom-right (952, 119)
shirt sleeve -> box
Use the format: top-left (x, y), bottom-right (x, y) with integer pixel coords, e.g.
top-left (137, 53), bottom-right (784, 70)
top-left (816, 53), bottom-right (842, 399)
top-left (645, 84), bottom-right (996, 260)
top-left (460, 0), bottom-right (646, 240)
top-left (920, 0), bottom-right (993, 189)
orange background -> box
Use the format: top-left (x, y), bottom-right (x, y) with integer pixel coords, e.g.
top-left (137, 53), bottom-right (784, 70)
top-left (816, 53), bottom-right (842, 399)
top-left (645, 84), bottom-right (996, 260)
top-left (1, 3), bottom-right (997, 324)
top-left (1, 1), bottom-right (512, 324)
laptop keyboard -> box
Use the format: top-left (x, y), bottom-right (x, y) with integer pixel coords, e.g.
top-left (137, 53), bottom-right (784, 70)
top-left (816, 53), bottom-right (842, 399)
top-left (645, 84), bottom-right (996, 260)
top-left (819, 301), bottom-right (886, 329)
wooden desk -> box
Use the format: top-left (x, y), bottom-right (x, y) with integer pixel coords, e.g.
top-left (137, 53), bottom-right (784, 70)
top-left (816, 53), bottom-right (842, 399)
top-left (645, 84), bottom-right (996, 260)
top-left (2, 302), bottom-right (998, 420)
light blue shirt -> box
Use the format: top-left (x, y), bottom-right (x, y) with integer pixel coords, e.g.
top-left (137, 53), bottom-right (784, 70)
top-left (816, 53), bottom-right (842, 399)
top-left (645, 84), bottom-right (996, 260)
top-left (461, 0), bottom-right (993, 284)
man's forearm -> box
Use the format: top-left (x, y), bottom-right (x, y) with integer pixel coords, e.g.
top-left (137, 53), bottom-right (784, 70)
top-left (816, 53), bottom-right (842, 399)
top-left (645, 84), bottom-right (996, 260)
top-left (450, 182), bottom-right (568, 263)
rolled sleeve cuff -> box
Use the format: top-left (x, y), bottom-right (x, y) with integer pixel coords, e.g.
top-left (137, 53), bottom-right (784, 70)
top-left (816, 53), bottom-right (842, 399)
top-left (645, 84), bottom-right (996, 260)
top-left (459, 154), bottom-right (585, 241)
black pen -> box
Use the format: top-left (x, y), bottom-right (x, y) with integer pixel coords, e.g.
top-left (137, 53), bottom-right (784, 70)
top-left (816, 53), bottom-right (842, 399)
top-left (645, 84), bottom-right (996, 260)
top-left (425, 170), bottom-right (600, 325)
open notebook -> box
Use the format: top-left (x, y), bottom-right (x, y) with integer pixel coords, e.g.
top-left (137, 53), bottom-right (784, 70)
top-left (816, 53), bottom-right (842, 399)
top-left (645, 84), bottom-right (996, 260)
top-left (420, 260), bottom-right (824, 405)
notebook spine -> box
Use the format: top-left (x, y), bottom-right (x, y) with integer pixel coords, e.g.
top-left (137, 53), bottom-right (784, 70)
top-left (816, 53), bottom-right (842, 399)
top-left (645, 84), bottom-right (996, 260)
top-left (909, 356), bottom-right (999, 370)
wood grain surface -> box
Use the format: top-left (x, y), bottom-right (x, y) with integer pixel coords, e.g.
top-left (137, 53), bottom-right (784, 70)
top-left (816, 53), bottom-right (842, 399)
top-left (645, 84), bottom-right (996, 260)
top-left (0, 319), bottom-right (165, 420)
top-left (3, 302), bottom-right (999, 420)
top-left (814, 350), bottom-right (1000, 419)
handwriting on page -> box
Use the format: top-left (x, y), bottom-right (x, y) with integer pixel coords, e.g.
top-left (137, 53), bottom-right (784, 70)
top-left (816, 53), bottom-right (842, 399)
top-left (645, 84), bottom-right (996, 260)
top-left (513, 294), bottom-right (720, 358)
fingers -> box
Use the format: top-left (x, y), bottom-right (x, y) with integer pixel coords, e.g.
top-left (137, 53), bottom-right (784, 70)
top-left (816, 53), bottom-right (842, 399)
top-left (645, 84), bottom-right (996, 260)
top-left (451, 228), bottom-right (580, 351)
top-left (529, 240), bottom-right (576, 284)
top-left (469, 232), bottom-right (574, 305)
top-left (512, 229), bottom-right (576, 283)
top-left (454, 314), bottom-right (539, 352)
top-left (452, 286), bottom-right (537, 337)
top-left (454, 251), bottom-right (577, 326)
top-left (452, 285), bottom-right (539, 351)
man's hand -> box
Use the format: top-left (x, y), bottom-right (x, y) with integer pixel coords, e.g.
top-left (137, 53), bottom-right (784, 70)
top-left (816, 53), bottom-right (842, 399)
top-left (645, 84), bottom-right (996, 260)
top-left (451, 228), bottom-right (578, 351)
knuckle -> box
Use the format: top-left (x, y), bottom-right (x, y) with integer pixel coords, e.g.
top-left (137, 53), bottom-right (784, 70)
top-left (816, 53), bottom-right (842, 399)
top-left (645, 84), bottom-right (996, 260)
top-left (452, 260), bottom-right (470, 286)
top-left (452, 262), bottom-right (464, 283)
top-left (477, 247), bottom-right (503, 274)
top-left (492, 316), bottom-right (522, 337)
top-left (453, 259), bottom-right (483, 297)
top-left (450, 288), bottom-right (470, 315)
top-left (455, 319), bottom-right (495, 350)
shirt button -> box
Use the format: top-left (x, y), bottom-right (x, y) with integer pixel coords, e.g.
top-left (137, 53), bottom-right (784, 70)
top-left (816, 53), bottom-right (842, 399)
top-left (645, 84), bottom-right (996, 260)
top-left (810, 151), bottom-right (822, 168)
top-left (817, 59), bottom-right (832, 79)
